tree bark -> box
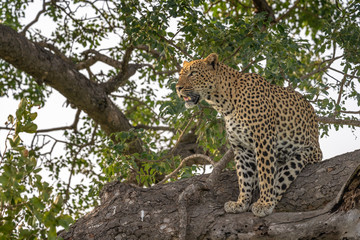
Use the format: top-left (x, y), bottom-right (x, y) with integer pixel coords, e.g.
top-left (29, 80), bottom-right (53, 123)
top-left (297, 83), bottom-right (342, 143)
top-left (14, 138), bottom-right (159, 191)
top-left (0, 24), bottom-right (142, 153)
top-left (59, 150), bottom-right (360, 240)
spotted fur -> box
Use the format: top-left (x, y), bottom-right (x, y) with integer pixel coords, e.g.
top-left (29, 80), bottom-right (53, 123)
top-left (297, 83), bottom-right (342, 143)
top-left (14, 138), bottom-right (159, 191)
top-left (176, 53), bottom-right (322, 217)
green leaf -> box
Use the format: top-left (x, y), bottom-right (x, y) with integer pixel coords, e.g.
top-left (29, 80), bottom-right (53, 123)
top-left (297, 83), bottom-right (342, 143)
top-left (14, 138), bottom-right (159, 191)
top-left (16, 98), bottom-right (27, 120)
top-left (58, 215), bottom-right (74, 230)
top-left (277, 24), bottom-right (285, 34)
top-left (0, 175), bottom-right (9, 185)
top-left (0, 220), bottom-right (15, 235)
top-left (13, 135), bottom-right (21, 147)
top-left (31, 197), bottom-right (45, 210)
top-left (29, 112), bottom-right (38, 120)
top-left (7, 114), bottom-right (14, 124)
top-left (23, 122), bottom-right (38, 133)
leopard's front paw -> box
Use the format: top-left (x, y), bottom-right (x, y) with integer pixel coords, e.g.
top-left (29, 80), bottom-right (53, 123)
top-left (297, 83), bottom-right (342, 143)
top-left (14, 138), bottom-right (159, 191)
top-left (224, 201), bottom-right (249, 213)
top-left (251, 200), bottom-right (275, 217)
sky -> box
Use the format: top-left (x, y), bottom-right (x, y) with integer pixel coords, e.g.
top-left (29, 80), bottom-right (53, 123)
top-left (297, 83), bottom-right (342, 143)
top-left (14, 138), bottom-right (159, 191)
top-left (0, 1), bottom-right (359, 165)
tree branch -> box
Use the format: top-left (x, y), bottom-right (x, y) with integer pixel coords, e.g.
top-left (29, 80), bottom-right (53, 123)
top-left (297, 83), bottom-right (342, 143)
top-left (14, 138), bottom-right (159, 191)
top-left (0, 24), bottom-right (143, 153)
top-left (76, 49), bottom-right (123, 70)
top-left (317, 116), bottom-right (360, 127)
top-left (99, 47), bottom-right (143, 94)
top-left (329, 67), bottom-right (360, 79)
top-left (335, 75), bottom-right (347, 115)
top-left (134, 45), bottom-right (161, 58)
top-left (38, 109), bottom-right (81, 133)
top-left (21, 0), bottom-right (48, 35)
top-left (274, 0), bottom-right (301, 23)
top-left (300, 55), bottom-right (343, 80)
top-left (340, 110), bottom-right (360, 115)
top-left (158, 154), bottom-right (215, 185)
top-left (206, 149), bottom-right (234, 187)
top-left (59, 150), bottom-right (360, 239)
top-left (0, 109), bottom-right (81, 133)
top-left (134, 124), bottom-right (175, 132)
top-left (134, 44), bottom-right (182, 72)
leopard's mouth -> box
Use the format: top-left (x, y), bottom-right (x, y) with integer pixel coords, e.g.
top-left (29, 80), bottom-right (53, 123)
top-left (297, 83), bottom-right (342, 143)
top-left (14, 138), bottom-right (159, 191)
top-left (183, 95), bottom-right (200, 104)
top-left (181, 94), bottom-right (200, 108)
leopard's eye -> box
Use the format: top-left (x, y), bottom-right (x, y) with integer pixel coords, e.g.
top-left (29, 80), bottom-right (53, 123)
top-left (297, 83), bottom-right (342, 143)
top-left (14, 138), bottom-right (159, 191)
top-left (189, 71), bottom-right (198, 77)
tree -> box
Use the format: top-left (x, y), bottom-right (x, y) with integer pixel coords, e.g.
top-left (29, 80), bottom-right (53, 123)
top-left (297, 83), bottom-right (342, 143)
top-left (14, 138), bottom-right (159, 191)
top-left (0, 0), bottom-right (359, 239)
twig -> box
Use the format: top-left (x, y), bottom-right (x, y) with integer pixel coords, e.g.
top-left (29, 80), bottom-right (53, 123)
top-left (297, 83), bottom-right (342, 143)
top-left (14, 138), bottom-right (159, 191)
top-left (241, 58), bottom-right (260, 73)
top-left (134, 124), bottom-right (175, 132)
top-left (274, 0), bottom-right (301, 23)
top-left (21, 0), bottom-right (48, 35)
top-left (64, 151), bottom-right (79, 204)
top-left (64, 124), bottom-right (98, 204)
top-left (27, 109), bottom-right (80, 133)
top-left (329, 67), bottom-right (360, 79)
top-left (334, 75), bottom-right (347, 116)
top-left (158, 154), bottom-right (215, 184)
top-left (0, 122), bottom-right (15, 165)
top-left (222, 45), bottom-right (243, 63)
top-left (76, 50), bottom-right (121, 69)
top-left (204, 0), bottom-right (221, 15)
top-left (98, 46), bottom-right (154, 93)
top-left (134, 45), bottom-right (161, 58)
top-left (158, 36), bottom-right (193, 59)
top-left (300, 55), bottom-right (343, 80)
top-left (324, 71), bottom-right (341, 84)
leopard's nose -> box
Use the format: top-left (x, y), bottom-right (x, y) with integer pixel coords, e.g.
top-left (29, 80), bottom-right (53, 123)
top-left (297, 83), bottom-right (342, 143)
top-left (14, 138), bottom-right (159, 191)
top-left (176, 86), bottom-right (183, 92)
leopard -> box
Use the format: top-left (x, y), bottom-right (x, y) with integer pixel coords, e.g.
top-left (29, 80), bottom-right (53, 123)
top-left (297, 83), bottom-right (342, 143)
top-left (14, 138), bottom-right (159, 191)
top-left (176, 53), bottom-right (322, 217)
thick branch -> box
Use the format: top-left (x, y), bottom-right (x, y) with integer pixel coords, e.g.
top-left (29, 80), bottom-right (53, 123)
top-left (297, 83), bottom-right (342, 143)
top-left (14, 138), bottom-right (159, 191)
top-left (59, 150), bottom-right (360, 239)
top-left (206, 149), bottom-right (234, 188)
top-left (0, 24), bottom-right (142, 153)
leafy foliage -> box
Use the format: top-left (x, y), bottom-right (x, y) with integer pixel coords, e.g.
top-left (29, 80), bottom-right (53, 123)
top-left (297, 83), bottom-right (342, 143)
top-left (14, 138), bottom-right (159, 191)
top-left (0, 0), bottom-right (359, 238)
top-left (0, 99), bottom-right (73, 239)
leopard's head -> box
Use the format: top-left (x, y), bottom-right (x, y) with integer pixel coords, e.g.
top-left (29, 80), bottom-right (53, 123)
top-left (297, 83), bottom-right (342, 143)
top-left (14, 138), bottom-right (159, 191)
top-left (176, 53), bottom-right (219, 108)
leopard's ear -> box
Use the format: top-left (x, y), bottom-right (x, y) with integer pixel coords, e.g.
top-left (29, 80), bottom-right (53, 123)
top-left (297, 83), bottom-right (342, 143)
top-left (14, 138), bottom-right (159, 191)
top-left (204, 53), bottom-right (218, 70)
top-left (183, 61), bottom-right (189, 66)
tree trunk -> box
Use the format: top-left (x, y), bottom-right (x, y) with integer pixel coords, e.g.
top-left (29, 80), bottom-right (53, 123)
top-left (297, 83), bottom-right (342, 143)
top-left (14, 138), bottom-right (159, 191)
top-left (59, 150), bottom-right (360, 240)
